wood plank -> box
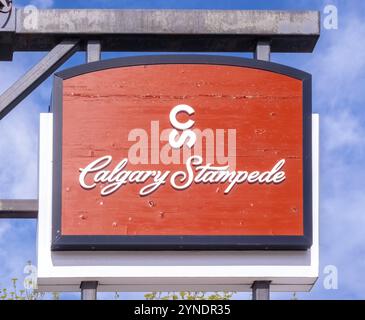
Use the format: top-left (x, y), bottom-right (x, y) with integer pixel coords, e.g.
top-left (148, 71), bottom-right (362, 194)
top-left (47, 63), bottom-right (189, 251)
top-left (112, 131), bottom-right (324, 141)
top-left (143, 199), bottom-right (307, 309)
top-left (57, 63), bottom-right (304, 236)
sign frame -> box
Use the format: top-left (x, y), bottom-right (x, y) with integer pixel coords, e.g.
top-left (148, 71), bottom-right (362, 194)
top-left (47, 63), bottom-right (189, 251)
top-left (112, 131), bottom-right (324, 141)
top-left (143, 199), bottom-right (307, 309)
top-left (51, 55), bottom-right (312, 251)
top-left (37, 113), bottom-right (319, 292)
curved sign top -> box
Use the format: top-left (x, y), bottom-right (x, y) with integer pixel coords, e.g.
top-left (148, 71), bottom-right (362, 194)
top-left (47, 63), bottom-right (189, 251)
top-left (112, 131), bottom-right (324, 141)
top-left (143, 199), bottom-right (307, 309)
top-left (51, 55), bottom-right (312, 251)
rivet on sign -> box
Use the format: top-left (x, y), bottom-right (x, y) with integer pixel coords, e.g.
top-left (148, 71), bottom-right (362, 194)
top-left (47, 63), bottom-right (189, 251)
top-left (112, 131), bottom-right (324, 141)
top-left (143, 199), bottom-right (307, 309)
top-left (160, 211), bottom-right (165, 218)
top-left (270, 112), bottom-right (276, 116)
top-left (250, 203), bottom-right (254, 207)
top-left (99, 201), bottom-right (104, 206)
top-left (291, 207), bottom-right (298, 213)
top-left (148, 200), bottom-right (155, 207)
top-left (79, 214), bottom-right (86, 220)
top-left (112, 222), bottom-right (118, 227)
top-left (65, 187), bottom-right (70, 192)
top-left (128, 217), bottom-right (132, 221)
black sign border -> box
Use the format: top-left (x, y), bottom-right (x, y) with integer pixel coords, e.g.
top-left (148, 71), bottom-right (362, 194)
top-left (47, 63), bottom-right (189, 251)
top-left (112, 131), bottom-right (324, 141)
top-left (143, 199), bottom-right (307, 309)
top-left (51, 54), bottom-right (312, 251)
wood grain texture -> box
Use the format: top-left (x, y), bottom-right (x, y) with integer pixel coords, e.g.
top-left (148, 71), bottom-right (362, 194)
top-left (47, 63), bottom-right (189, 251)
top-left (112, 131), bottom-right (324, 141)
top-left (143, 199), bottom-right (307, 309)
top-left (60, 64), bottom-right (303, 236)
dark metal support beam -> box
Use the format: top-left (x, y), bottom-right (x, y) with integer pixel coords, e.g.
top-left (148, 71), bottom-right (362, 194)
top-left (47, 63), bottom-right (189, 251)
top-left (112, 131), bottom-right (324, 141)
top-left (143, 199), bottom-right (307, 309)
top-left (0, 9), bottom-right (320, 59)
top-left (81, 281), bottom-right (98, 300)
top-left (0, 199), bottom-right (38, 219)
top-left (0, 39), bottom-right (80, 120)
top-left (252, 281), bottom-right (271, 300)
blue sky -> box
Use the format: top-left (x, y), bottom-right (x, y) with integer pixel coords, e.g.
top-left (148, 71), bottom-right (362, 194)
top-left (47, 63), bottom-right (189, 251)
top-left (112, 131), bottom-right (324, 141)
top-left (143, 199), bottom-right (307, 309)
top-left (1, 0), bottom-right (365, 300)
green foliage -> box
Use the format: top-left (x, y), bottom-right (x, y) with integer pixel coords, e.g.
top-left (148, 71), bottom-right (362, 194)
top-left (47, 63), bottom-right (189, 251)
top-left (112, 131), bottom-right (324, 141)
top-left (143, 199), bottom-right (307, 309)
top-left (144, 291), bottom-right (235, 300)
top-left (0, 278), bottom-right (45, 300)
top-left (0, 261), bottom-right (60, 300)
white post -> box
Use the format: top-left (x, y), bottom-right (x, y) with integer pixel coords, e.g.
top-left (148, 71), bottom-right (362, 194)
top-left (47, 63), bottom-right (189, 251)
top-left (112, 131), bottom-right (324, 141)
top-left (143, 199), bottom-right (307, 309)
top-left (87, 40), bottom-right (101, 63)
top-left (254, 41), bottom-right (271, 61)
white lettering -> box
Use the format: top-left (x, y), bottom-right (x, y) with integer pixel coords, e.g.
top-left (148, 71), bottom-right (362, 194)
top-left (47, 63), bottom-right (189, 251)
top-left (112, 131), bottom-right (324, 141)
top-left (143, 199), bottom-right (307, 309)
top-left (169, 104), bottom-right (197, 149)
top-left (79, 156), bottom-right (286, 197)
top-left (169, 104), bottom-right (195, 130)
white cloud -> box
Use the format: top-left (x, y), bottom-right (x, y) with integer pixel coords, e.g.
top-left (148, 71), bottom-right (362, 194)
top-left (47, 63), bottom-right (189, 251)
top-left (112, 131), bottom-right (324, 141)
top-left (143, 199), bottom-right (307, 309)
top-left (0, 220), bottom-right (36, 289)
top-left (301, 3), bottom-right (365, 299)
top-left (0, 54), bottom-right (47, 199)
top-left (0, 111), bottom-right (39, 198)
top-left (0, 54), bottom-right (44, 290)
top-left (308, 13), bottom-right (365, 109)
top-left (273, 1), bottom-right (365, 299)
top-left (323, 110), bottom-right (365, 152)
top-left (0, 221), bottom-right (10, 241)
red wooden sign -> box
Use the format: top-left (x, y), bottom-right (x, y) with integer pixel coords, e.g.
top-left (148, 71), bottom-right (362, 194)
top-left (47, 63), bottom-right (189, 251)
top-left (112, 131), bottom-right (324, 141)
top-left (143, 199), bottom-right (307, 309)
top-left (52, 55), bottom-right (312, 250)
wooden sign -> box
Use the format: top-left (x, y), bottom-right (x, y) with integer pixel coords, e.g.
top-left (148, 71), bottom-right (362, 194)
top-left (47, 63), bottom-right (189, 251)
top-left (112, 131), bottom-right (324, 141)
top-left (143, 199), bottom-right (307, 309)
top-left (51, 55), bottom-right (312, 251)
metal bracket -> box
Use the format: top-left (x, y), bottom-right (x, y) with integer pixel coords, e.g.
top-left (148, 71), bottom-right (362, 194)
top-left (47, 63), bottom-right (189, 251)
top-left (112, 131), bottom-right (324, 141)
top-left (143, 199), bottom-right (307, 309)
top-left (80, 281), bottom-right (98, 300)
top-left (254, 41), bottom-right (271, 61)
top-left (0, 39), bottom-right (80, 120)
top-left (0, 0), bottom-right (15, 60)
top-left (0, 199), bottom-right (38, 219)
top-left (0, 9), bottom-right (320, 62)
top-left (87, 40), bottom-right (101, 63)
top-left (0, 0), bottom-right (12, 13)
top-left (0, 0), bottom-right (13, 27)
top-left (252, 281), bottom-right (271, 300)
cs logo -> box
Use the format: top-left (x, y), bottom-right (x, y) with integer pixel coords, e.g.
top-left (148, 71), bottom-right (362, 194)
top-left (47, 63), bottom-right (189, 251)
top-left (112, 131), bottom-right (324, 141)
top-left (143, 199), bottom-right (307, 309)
top-left (168, 104), bottom-right (197, 149)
